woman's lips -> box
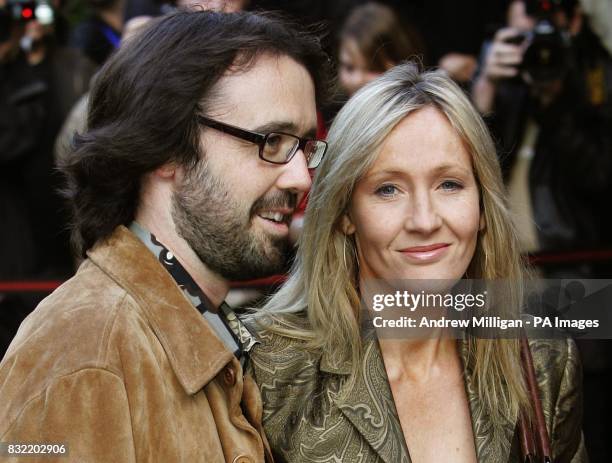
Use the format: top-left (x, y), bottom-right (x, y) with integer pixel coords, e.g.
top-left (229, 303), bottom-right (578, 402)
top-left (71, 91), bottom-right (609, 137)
top-left (399, 243), bottom-right (450, 262)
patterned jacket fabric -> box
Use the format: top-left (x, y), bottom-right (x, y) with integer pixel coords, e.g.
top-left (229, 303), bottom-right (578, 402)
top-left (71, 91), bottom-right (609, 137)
top-left (249, 324), bottom-right (588, 463)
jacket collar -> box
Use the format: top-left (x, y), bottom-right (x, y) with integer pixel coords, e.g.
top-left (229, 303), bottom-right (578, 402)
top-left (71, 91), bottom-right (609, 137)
top-left (331, 334), bottom-right (410, 463)
top-left (325, 336), bottom-right (518, 463)
top-left (87, 226), bottom-right (234, 395)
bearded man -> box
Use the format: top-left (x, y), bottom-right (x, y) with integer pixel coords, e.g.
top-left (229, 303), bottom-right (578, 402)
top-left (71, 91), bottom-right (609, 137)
top-left (0, 10), bottom-right (329, 462)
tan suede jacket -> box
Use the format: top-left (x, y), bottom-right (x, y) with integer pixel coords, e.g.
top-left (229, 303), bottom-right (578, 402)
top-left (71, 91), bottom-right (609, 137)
top-left (0, 226), bottom-right (272, 463)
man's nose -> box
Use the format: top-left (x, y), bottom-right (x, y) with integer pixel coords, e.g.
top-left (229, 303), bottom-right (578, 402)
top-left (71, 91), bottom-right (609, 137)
top-left (276, 148), bottom-right (312, 195)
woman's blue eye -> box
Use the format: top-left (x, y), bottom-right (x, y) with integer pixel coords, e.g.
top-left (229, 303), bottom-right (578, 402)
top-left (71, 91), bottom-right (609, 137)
top-left (440, 181), bottom-right (462, 191)
top-left (375, 184), bottom-right (398, 196)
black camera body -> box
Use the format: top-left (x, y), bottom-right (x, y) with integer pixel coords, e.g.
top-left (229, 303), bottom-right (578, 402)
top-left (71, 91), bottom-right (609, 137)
top-left (513, 0), bottom-right (576, 82)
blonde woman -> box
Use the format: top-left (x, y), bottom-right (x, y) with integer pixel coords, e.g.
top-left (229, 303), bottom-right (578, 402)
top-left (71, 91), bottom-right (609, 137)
top-left (248, 63), bottom-right (587, 462)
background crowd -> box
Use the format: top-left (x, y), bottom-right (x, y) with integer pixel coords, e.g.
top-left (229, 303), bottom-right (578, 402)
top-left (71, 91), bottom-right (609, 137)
top-left (1, 0), bottom-right (611, 460)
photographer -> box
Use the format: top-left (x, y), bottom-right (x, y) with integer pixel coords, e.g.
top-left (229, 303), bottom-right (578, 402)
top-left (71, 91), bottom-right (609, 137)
top-left (0, 0), bottom-right (95, 354)
top-left (472, 0), bottom-right (612, 278)
top-left (473, 2), bottom-right (612, 459)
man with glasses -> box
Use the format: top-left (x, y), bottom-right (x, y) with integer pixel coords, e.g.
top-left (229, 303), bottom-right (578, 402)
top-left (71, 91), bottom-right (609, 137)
top-left (0, 10), bottom-right (329, 462)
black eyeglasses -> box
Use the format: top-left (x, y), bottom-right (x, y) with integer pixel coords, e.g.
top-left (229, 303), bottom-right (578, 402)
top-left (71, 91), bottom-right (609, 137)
top-left (198, 116), bottom-right (327, 168)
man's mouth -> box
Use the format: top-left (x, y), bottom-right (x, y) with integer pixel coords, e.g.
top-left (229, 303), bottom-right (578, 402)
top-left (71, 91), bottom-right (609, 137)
top-left (256, 209), bottom-right (292, 225)
top-left (257, 211), bottom-right (291, 223)
top-left (251, 191), bottom-right (297, 234)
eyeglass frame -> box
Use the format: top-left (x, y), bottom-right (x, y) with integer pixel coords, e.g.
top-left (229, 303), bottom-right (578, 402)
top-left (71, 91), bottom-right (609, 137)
top-left (197, 116), bottom-right (327, 168)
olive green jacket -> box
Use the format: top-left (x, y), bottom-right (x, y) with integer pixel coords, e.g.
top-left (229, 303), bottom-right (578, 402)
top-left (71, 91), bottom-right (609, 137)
top-left (249, 329), bottom-right (587, 463)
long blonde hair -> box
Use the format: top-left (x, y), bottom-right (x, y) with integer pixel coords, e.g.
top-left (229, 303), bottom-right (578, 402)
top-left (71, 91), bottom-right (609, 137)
top-left (254, 62), bottom-right (530, 430)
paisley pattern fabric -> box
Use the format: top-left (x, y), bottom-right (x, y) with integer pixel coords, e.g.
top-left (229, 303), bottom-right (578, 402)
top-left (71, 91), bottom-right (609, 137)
top-left (248, 325), bottom-right (588, 463)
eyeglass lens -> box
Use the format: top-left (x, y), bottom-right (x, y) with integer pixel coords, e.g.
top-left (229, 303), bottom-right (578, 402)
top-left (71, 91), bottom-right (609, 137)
top-left (262, 133), bottom-right (325, 168)
top-left (304, 141), bottom-right (326, 168)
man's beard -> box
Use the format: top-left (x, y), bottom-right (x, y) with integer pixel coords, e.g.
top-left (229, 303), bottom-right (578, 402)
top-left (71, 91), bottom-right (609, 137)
top-left (172, 162), bottom-right (296, 281)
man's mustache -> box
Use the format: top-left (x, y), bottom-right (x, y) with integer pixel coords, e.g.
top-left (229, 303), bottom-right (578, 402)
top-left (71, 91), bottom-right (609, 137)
top-left (251, 191), bottom-right (298, 215)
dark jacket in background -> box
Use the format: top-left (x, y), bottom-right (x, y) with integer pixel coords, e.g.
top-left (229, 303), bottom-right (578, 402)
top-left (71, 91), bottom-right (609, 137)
top-left (69, 16), bottom-right (120, 65)
top-left (0, 46), bottom-right (96, 280)
top-left (0, 46), bottom-right (96, 354)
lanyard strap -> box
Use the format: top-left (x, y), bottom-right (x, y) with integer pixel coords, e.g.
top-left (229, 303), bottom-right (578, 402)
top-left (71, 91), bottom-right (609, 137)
top-left (101, 24), bottom-right (120, 49)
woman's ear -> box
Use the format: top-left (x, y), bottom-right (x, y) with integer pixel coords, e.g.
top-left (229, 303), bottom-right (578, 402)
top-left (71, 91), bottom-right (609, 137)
top-left (479, 213), bottom-right (486, 231)
top-left (341, 213), bottom-right (356, 235)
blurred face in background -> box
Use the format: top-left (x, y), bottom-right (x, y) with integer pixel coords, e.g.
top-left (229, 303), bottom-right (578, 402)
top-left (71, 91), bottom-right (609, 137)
top-left (338, 37), bottom-right (391, 96)
top-left (177, 0), bottom-right (248, 12)
top-left (338, 2), bottom-right (417, 96)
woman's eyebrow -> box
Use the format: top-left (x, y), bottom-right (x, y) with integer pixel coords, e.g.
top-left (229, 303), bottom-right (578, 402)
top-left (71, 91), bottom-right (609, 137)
top-left (365, 164), bottom-right (470, 178)
top-left (430, 163), bottom-right (471, 175)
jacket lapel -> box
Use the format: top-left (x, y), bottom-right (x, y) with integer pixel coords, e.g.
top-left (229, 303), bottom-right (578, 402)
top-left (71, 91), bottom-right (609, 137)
top-left (87, 226), bottom-right (234, 395)
top-left (327, 338), bottom-right (519, 463)
top-left (459, 340), bottom-right (519, 463)
top-left (331, 337), bottom-right (411, 463)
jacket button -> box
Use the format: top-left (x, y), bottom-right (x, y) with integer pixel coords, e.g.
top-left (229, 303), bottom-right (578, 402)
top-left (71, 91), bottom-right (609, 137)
top-left (232, 455), bottom-right (252, 463)
top-left (224, 366), bottom-right (236, 386)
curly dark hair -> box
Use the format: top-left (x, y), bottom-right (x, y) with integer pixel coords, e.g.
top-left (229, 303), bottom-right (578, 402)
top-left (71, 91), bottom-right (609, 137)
top-left (60, 10), bottom-right (332, 257)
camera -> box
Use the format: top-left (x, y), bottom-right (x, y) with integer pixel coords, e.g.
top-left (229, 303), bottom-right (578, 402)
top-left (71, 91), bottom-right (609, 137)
top-left (0, 0), bottom-right (54, 39)
top-left (507, 0), bottom-right (576, 82)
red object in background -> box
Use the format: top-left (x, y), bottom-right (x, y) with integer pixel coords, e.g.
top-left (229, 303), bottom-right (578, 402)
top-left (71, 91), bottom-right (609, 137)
top-left (0, 277), bottom-right (288, 292)
top-left (21, 7), bottom-right (33, 19)
top-left (0, 281), bottom-right (62, 292)
top-left (527, 249), bottom-right (612, 265)
top-left (3, 250), bottom-right (612, 293)
top-left (316, 110), bottom-right (328, 140)
top-left (0, 114), bottom-right (327, 295)
top-left (229, 274), bottom-right (286, 288)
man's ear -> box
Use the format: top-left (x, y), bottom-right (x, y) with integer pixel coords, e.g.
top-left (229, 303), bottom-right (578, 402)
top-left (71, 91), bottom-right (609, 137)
top-left (341, 213), bottom-right (356, 235)
top-left (154, 162), bottom-right (178, 180)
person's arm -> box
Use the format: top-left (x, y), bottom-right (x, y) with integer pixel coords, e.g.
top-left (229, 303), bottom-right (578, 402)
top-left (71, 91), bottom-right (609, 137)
top-left (1, 368), bottom-right (136, 462)
top-left (438, 53), bottom-right (478, 84)
top-left (472, 28), bottom-right (526, 114)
